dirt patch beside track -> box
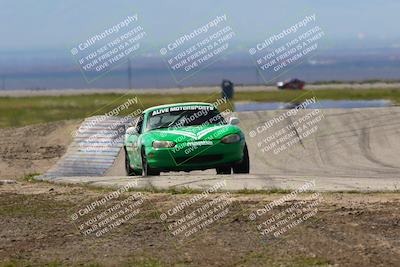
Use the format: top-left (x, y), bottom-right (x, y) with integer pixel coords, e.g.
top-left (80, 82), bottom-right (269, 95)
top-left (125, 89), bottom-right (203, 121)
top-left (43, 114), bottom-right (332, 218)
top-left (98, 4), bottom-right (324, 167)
top-left (0, 120), bottom-right (80, 179)
top-left (1, 181), bottom-right (400, 267)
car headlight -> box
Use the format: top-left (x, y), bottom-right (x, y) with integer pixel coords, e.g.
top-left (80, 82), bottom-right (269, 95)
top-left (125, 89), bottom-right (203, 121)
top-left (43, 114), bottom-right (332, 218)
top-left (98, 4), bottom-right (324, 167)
top-left (152, 140), bottom-right (176, 148)
top-left (221, 134), bottom-right (241, 144)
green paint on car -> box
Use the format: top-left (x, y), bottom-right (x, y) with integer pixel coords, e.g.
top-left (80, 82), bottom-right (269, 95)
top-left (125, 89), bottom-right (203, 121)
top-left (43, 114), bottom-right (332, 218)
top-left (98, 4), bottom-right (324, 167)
top-left (124, 102), bottom-right (250, 176)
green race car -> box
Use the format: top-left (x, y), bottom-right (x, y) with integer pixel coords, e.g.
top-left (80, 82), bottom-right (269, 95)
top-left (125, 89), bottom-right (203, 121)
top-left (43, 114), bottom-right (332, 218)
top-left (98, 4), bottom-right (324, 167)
top-left (124, 102), bottom-right (250, 176)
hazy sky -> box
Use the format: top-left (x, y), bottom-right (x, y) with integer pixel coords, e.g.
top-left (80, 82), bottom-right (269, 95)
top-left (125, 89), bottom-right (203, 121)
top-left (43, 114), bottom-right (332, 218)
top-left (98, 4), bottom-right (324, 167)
top-left (1, 0), bottom-right (400, 51)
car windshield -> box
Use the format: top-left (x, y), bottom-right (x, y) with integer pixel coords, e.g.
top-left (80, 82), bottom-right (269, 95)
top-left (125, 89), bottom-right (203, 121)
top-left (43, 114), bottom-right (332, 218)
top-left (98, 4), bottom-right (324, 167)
top-left (146, 105), bottom-right (226, 131)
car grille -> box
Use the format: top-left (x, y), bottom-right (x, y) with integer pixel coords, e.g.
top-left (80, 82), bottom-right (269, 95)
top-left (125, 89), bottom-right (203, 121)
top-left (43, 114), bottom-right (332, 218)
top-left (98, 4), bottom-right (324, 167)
top-left (174, 154), bottom-right (223, 164)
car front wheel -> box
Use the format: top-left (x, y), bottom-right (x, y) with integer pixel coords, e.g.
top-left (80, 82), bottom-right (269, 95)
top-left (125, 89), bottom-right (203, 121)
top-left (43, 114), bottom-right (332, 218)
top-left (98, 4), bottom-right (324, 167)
top-left (124, 147), bottom-right (136, 176)
top-left (141, 148), bottom-right (160, 176)
top-left (233, 144), bottom-right (250, 174)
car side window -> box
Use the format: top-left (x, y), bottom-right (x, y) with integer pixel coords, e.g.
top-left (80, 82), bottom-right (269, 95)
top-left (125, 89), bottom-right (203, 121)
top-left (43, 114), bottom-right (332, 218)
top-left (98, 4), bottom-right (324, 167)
top-left (136, 114), bottom-right (144, 134)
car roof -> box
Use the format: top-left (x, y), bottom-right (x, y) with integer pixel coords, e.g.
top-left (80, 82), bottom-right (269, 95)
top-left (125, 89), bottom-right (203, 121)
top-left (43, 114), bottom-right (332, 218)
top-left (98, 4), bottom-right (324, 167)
top-left (143, 102), bottom-right (214, 114)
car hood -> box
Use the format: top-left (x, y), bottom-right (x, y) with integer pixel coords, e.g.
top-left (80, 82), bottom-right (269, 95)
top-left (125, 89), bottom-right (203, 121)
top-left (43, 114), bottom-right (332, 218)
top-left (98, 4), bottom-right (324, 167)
top-left (145, 124), bottom-right (241, 143)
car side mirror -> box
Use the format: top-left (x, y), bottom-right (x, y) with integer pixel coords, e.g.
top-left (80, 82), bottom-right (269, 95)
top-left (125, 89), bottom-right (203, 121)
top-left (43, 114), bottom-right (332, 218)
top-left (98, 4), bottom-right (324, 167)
top-left (125, 126), bottom-right (138, 135)
top-left (229, 117), bottom-right (240, 125)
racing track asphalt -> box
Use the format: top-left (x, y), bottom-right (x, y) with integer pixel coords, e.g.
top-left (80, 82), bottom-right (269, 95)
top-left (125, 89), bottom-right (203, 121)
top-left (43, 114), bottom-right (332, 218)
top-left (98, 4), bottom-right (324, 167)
top-left (47, 107), bottom-right (400, 192)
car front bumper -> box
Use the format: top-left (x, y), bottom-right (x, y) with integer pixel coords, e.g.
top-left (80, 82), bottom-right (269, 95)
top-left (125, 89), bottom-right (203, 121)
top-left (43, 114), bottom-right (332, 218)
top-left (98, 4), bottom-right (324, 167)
top-left (145, 140), bottom-right (245, 171)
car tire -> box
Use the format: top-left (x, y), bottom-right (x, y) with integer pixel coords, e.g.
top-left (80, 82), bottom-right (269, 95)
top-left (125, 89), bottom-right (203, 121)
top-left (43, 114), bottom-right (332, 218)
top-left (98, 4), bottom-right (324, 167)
top-left (233, 144), bottom-right (250, 174)
top-left (216, 166), bottom-right (232, 175)
top-left (141, 148), bottom-right (160, 176)
top-left (124, 147), bottom-right (136, 176)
